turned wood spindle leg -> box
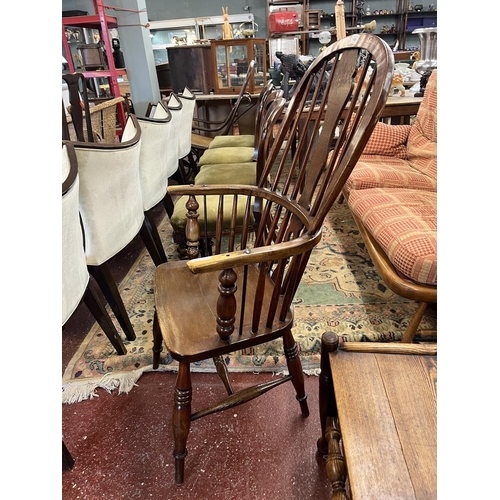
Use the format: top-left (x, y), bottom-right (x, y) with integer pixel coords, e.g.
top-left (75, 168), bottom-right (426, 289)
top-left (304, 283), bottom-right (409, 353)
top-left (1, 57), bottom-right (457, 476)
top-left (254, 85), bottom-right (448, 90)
top-left (216, 268), bottom-right (237, 342)
top-left (185, 193), bottom-right (200, 260)
top-left (172, 362), bottom-right (192, 485)
top-left (283, 329), bottom-right (309, 417)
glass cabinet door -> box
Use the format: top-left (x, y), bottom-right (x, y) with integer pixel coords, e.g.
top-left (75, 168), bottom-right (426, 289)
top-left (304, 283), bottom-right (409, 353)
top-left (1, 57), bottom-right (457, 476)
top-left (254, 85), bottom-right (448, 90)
top-left (211, 39), bottom-right (267, 94)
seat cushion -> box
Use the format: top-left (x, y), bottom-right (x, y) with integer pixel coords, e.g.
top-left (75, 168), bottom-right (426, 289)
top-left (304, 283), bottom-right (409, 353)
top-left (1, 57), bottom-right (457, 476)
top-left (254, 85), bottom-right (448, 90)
top-left (209, 135), bottom-right (254, 149)
top-left (198, 146), bottom-right (255, 166)
top-left (170, 193), bottom-right (255, 235)
top-left (344, 155), bottom-right (437, 194)
top-left (195, 162), bottom-right (256, 186)
top-left (348, 188), bottom-right (437, 286)
top-left (361, 122), bottom-right (411, 159)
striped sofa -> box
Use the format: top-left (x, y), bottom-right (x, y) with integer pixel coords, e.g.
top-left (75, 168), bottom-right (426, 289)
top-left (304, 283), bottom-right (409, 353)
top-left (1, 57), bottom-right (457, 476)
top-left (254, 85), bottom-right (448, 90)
top-left (344, 70), bottom-right (437, 343)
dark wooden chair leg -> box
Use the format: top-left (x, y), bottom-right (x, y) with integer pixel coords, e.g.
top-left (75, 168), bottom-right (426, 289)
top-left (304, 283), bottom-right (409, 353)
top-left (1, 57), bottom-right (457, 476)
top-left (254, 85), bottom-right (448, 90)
top-left (144, 209), bottom-right (168, 264)
top-left (317, 331), bottom-right (339, 455)
top-left (213, 355), bottom-right (234, 395)
top-left (283, 330), bottom-right (309, 417)
top-left (62, 441), bottom-right (75, 471)
top-left (152, 310), bottom-right (163, 369)
top-left (173, 362), bottom-right (192, 485)
top-left (140, 219), bottom-right (165, 267)
top-left (83, 282), bottom-right (127, 355)
top-left (163, 193), bottom-right (174, 219)
top-left (88, 263), bottom-right (136, 341)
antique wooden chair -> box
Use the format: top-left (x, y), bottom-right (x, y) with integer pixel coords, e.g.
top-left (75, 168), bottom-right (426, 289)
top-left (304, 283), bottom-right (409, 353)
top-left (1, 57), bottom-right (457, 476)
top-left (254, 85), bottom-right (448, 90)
top-left (62, 142), bottom-right (127, 354)
top-left (168, 89), bottom-right (286, 258)
top-left (63, 114), bottom-right (164, 341)
top-left (189, 60), bottom-right (257, 158)
top-left (152, 33), bottom-right (394, 484)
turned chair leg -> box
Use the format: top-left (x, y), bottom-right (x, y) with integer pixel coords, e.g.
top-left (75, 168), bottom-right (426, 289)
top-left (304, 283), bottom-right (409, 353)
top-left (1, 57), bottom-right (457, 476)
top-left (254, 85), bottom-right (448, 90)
top-left (283, 330), bottom-right (309, 417)
top-left (213, 355), bottom-right (234, 395)
top-left (88, 263), bottom-right (136, 341)
top-left (173, 362), bottom-right (192, 485)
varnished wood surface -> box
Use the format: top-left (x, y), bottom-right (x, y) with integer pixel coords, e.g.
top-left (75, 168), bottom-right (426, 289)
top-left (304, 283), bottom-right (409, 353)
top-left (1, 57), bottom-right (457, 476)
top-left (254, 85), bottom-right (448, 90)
top-left (330, 350), bottom-right (437, 499)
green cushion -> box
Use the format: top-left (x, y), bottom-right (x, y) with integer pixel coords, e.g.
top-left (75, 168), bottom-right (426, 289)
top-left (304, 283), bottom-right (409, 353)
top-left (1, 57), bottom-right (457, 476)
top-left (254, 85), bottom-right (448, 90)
top-left (198, 146), bottom-right (255, 166)
top-left (195, 163), bottom-right (256, 186)
top-left (209, 135), bottom-right (254, 149)
top-left (171, 194), bottom-right (255, 234)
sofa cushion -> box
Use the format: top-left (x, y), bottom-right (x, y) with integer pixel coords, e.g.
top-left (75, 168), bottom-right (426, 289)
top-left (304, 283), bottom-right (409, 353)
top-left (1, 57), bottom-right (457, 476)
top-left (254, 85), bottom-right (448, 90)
top-left (198, 146), bottom-right (255, 166)
top-left (344, 155), bottom-right (437, 193)
top-left (361, 122), bottom-right (411, 159)
top-left (195, 162), bottom-right (256, 186)
top-left (209, 135), bottom-right (254, 149)
top-left (348, 188), bottom-right (437, 286)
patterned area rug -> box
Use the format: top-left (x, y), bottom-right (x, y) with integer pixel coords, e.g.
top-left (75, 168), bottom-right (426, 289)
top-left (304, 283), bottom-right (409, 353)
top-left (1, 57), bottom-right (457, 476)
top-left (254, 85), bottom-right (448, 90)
top-left (62, 203), bottom-right (437, 403)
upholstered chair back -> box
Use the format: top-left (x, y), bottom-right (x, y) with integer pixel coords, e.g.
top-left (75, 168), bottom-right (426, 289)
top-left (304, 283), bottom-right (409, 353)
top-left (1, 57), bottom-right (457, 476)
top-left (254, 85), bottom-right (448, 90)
top-left (156, 100), bottom-right (182, 179)
top-left (62, 143), bottom-right (89, 325)
top-left (72, 115), bottom-right (144, 266)
top-left (177, 87), bottom-right (197, 161)
top-left (136, 106), bottom-right (173, 212)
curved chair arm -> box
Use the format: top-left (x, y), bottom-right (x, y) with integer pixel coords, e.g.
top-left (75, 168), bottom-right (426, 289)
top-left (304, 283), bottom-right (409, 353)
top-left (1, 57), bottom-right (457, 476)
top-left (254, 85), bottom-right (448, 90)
top-left (166, 183), bottom-right (322, 274)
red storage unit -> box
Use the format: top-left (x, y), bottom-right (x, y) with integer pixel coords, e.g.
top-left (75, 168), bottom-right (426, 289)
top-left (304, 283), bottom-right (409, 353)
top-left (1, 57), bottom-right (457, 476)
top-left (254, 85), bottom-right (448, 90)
top-left (269, 8), bottom-right (300, 33)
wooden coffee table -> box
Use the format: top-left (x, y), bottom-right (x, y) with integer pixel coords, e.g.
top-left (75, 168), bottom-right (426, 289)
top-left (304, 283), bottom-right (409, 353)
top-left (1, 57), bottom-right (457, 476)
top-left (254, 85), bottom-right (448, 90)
top-left (317, 332), bottom-right (437, 499)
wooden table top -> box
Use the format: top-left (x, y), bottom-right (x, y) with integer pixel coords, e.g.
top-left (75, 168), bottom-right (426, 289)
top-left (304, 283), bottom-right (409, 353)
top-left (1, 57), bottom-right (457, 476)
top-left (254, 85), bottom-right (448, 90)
top-left (330, 349), bottom-right (437, 499)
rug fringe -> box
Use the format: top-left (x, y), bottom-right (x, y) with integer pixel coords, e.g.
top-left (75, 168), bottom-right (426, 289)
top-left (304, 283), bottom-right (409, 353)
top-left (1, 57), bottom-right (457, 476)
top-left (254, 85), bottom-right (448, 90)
top-left (62, 365), bottom-right (172, 404)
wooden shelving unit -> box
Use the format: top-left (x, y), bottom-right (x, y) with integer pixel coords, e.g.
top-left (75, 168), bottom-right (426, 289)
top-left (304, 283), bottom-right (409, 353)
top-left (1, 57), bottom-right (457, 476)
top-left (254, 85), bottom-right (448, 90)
top-left (62, 0), bottom-right (126, 132)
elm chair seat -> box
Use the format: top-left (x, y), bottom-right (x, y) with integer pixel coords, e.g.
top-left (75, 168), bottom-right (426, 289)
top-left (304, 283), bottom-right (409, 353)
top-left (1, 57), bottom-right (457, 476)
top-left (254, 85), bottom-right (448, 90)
top-left (62, 142), bottom-right (126, 354)
top-left (64, 114), bottom-right (164, 341)
top-left (152, 33), bottom-right (394, 485)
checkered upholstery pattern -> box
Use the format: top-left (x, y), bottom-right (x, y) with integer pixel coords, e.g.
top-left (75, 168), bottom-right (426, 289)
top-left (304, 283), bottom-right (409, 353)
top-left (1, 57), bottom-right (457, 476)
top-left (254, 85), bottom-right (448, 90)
top-left (344, 70), bottom-right (437, 196)
top-left (361, 122), bottom-right (411, 158)
top-left (348, 188), bottom-right (437, 286)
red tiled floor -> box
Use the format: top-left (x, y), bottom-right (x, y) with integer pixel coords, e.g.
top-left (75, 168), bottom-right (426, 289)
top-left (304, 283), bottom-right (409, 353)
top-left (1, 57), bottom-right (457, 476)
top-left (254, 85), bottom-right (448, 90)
top-left (62, 204), bottom-right (332, 499)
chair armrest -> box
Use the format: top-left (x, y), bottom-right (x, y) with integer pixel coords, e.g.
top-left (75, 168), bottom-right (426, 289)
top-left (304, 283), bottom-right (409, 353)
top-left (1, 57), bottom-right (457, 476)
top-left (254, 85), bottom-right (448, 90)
top-left (167, 184), bottom-right (321, 274)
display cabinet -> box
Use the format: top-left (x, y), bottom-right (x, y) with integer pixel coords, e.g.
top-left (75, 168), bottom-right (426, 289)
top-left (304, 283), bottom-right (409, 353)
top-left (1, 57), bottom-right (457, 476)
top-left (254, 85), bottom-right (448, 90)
top-left (210, 38), bottom-right (268, 95)
top-left (167, 45), bottom-right (216, 94)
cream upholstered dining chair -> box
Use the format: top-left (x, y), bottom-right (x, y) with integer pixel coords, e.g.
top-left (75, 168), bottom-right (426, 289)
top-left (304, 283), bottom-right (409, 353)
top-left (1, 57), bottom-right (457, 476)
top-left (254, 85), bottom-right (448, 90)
top-left (64, 114), bottom-right (164, 341)
top-left (135, 103), bottom-right (176, 263)
top-left (151, 33), bottom-right (394, 484)
top-left (62, 142), bottom-right (126, 354)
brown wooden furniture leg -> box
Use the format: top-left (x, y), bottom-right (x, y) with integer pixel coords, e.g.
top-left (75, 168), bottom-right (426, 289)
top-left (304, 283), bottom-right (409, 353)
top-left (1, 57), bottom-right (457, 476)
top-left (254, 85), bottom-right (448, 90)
top-left (173, 362), bottom-right (192, 485)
